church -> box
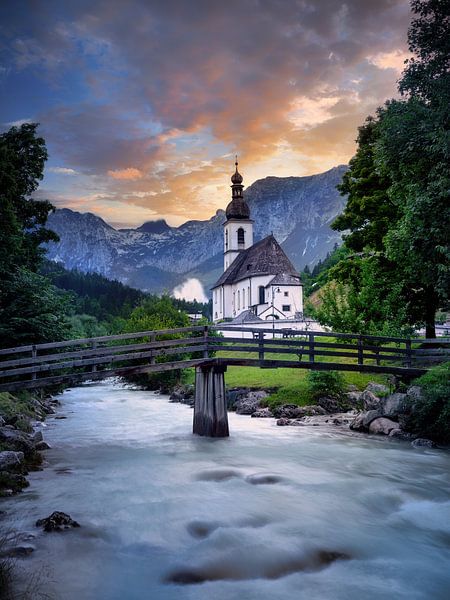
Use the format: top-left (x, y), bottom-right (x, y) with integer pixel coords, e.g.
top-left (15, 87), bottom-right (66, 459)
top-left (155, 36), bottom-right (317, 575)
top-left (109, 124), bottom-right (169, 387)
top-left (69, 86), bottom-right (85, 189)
top-left (212, 161), bottom-right (303, 323)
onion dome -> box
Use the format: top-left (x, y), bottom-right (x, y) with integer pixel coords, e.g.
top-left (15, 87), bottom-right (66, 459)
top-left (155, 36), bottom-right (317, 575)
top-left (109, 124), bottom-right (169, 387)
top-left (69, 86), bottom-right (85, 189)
top-left (231, 160), bottom-right (243, 184)
top-left (225, 157), bottom-right (250, 220)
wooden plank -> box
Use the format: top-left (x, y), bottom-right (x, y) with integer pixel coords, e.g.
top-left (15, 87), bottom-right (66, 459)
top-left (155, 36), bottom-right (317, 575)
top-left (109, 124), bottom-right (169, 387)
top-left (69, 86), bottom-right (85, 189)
top-left (215, 357), bottom-right (426, 377)
top-left (0, 358), bottom-right (207, 392)
top-left (0, 337), bottom-right (204, 369)
top-left (0, 326), bottom-right (205, 356)
top-left (0, 344), bottom-right (207, 378)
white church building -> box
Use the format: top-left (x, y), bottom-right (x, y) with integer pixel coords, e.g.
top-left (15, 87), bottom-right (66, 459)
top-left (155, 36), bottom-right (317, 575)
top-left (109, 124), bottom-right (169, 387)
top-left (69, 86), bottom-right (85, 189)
top-left (212, 161), bottom-right (303, 323)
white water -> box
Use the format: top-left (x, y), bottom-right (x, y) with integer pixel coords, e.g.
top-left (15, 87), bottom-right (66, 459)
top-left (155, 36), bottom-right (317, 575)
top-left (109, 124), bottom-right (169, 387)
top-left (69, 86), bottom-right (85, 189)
top-left (3, 380), bottom-right (450, 600)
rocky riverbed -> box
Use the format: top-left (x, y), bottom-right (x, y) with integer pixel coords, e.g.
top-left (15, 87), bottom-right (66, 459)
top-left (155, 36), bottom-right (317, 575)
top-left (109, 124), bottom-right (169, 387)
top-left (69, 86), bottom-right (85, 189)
top-left (169, 381), bottom-right (439, 449)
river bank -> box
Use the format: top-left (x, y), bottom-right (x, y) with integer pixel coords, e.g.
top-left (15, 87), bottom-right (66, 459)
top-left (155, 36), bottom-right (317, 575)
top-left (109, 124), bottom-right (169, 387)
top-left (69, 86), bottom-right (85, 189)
top-left (1, 376), bottom-right (449, 599)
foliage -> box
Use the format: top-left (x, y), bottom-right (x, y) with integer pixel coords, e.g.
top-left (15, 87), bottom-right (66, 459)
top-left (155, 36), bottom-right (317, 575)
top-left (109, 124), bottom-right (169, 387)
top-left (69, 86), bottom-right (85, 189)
top-left (0, 268), bottom-right (72, 348)
top-left (300, 244), bottom-right (349, 298)
top-left (0, 123), bottom-right (72, 348)
top-left (307, 370), bottom-right (346, 401)
top-left (405, 362), bottom-right (450, 444)
top-left (323, 0), bottom-right (450, 337)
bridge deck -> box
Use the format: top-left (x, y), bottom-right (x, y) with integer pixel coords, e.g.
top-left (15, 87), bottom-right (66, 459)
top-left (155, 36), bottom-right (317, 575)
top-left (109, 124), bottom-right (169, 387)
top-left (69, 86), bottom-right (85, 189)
top-left (0, 326), bottom-right (448, 392)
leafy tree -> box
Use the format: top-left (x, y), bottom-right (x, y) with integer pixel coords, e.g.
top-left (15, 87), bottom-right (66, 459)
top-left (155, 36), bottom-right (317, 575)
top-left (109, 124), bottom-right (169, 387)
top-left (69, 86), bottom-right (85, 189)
top-left (0, 124), bottom-right (70, 347)
top-left (325, 0), bottom-right (449, 337)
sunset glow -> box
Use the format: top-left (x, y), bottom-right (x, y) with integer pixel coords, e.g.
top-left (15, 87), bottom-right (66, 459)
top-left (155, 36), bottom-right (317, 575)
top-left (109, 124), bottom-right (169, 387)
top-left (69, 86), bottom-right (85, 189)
top-left (0, 0), bottom-right (412, 227)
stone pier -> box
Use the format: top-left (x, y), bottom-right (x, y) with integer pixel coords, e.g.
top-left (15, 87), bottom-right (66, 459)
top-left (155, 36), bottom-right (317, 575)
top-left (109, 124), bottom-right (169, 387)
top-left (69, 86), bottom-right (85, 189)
top-left (193, 364), bottom-right (229, 437)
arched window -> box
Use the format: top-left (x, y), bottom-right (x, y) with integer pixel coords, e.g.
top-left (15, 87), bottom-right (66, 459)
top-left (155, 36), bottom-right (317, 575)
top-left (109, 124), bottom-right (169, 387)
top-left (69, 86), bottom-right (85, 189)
top-left (258, 286), bottom-right (265, 304)
top-left (225, 229), bottom-right (228, 250)
top-left (237, 227), bottom-right (245, 246)
top-left (242, 288), bottom-right (245, 308)
top-left (237, 290), bottom-right (240, 310)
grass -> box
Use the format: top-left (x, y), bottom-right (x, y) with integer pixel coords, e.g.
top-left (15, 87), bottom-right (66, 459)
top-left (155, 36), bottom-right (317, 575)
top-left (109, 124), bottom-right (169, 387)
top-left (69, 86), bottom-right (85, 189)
top-left (186, 344), bottom-right (389, 407)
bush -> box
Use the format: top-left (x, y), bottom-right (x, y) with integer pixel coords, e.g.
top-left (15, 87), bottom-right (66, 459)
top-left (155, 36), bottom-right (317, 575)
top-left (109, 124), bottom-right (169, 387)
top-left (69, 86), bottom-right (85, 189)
top-left (307, 370), bottom-right (346, 401)
top-left (405, 362), bottom-right (450, 444)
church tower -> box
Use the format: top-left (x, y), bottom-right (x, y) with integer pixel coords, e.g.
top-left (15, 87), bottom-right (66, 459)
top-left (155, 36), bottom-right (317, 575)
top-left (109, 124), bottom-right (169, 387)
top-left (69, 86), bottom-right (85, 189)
top-left (223, 159), bottom-right (253, 270)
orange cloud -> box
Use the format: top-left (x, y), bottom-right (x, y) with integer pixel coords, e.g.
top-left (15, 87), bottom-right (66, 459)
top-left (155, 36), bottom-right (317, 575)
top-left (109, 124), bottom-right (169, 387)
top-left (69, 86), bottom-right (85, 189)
top-left (107, 167), bottom-right (143, 180)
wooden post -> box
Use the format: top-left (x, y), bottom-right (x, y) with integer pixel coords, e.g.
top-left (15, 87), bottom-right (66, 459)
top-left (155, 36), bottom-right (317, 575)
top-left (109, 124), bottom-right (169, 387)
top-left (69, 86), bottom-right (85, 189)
top-left (31, 345), bottom-right (37, 381)
top-left (203, 325), bottom-right (209, 359)
top-left (258, 331), bottom-right (264, 362)
top-left (92, 340), bottom-right (97, 372)
top-left (308, 333), bottom-right (315, 363)
top-left (150, 332), bottom-right (156, 365)
top-left (193, 364), bottom-right (229, 437)
top-left (357, 335), bottom-right (364, 367)
top-left (405, 339), bottom-right (412, 368)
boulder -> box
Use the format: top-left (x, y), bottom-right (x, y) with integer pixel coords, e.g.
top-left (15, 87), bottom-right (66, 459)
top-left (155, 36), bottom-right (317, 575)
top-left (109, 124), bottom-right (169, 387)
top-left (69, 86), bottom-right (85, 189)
top-left (35, 441), bottom-right (52, 451)
top-left (234, 391), bottom-right (268, 415)
top-left (0, 451), bottom-right (24, 471)
top-left (0, 427), bottom-right (35, 458)
top-left (32, 430), bottom-right (44, 443)
top-left (345, 392), bottom-right (363, 408)
top-left (389, 429), bottom-right (415, 440)
top-left (0, 472), bottom-right (29, 492)
top-left (272, 404), bottom-right (307, 419)
top-left (317, 397), bottom-right (341, 413)
top-left (411, 438), bottom-right (437, 449)
top-left (251, 408), bottom-right (273, 418)
top-left (350, 409), bottom-right (383, 432)
top-left (381, 393), bottom-right (407, 418)
top-left (276, 418), bottom-right (291, 426)
top-left (36, 511), bottom-right (80, 532)
top-left (366, 383), bottom-right (390, 396)
top-left (369, 417), bottom-right (399, 435)
top-left (360, 390), bottom-right (382, 411)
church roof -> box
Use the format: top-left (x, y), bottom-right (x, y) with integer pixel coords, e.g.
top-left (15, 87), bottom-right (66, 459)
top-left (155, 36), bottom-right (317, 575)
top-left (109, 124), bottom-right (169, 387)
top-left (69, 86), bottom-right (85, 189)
top-left (212, 234), bottom-right (301, 289)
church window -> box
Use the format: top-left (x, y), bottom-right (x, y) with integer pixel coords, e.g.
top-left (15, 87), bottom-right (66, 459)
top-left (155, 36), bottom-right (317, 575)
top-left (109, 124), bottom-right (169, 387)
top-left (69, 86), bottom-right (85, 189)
top-left (243, 288), bottom-right (245, 308)
top-left (284, 291), bottom-right (289, 297)
top-left (237, 227), bottom-right (245, 246)
top-left (248, 286), bottom-right (250, 306)
top-left (258, 286), bottom-right (265, 304)
top-left (237, 290), bottom-right (240, 310)
top-left (282, 305), bottom-right (291, 312)
top-left (225, 230), bottom-right (228, 250)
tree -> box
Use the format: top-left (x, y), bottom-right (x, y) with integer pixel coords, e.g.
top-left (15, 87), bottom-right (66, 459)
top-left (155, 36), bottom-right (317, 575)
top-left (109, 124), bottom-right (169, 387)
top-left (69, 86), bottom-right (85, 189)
top-left (327, 0), bottom-right (449, 337)
top-left (0, 123), bottom-right (70, 347)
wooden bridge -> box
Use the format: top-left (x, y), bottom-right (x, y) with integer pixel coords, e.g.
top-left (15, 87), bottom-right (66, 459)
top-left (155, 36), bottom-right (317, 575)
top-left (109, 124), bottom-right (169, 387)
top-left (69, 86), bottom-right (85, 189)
top-left (0, 326), bottom-right (448, 437)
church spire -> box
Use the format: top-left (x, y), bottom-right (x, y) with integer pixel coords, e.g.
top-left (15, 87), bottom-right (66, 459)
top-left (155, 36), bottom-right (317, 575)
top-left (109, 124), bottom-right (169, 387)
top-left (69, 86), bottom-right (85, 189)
top-left (226, 156), bottom-right (249, 219)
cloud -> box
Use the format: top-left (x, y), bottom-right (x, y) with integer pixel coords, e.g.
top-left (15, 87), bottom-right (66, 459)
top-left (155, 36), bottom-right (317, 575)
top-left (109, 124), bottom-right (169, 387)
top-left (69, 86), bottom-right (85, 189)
top-left (1, 0), bottom-right (413, 226)
top-left (48, 166), bottom-right (78, 175)
top-left (108, 167), bottom-right (143, 180)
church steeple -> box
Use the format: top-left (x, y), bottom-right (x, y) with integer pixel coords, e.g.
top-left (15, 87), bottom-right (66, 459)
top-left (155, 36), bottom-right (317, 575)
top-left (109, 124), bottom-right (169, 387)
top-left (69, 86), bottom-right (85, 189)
top-left (226, 157), bottom-right (250, 220)
top-left (223, 157), bottom-right (253, 270)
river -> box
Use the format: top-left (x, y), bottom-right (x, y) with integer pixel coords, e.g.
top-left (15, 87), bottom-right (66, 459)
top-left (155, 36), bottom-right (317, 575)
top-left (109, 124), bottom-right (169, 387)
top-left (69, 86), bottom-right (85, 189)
top-left (3, 380), bottom-right (450, 599)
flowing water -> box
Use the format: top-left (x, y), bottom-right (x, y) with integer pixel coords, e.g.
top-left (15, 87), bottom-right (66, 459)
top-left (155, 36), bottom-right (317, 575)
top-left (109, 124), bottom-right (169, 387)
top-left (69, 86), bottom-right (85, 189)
top-left (3, 380), bottom-right (450, 600)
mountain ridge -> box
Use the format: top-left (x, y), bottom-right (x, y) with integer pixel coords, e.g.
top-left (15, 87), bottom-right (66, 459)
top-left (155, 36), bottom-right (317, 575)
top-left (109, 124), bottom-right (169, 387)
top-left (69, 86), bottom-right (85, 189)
top-left (46, 164), bottom-right (348, 294)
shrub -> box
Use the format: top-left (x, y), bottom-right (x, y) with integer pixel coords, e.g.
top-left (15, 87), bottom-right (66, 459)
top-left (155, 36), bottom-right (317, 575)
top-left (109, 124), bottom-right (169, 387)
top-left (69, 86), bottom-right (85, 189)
top-left (307, 370), bottom-right (346, 401)
top-left (405, 362), bottom-right (450, 444)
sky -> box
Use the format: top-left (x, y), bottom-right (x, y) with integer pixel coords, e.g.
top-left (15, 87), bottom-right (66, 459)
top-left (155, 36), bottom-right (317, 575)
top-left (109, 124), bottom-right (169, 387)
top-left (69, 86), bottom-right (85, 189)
top-left (0, 0), bottom-right (412, 228)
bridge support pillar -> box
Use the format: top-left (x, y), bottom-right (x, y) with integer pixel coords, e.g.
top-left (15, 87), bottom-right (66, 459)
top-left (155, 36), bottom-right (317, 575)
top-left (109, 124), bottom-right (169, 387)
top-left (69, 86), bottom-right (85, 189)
top-left (193, 364), bottom-right (229, 437)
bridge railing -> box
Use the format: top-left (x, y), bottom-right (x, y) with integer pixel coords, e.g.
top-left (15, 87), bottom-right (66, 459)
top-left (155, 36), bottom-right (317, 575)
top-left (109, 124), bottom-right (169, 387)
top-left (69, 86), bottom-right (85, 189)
top-left (0, 325), bottom-right (448, 391)
top-left (0, 326), bottom-right (209, 392)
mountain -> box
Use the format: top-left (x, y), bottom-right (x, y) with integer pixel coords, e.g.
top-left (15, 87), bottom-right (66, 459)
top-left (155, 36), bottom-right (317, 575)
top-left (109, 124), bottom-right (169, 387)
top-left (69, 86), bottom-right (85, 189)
top-left (45, 165), bottom-right (347, 294)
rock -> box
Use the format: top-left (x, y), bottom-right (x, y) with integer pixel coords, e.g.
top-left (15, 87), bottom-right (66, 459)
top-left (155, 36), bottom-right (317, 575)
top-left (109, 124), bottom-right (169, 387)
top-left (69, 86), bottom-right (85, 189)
top-left (345, 391), bottom-right (363, 407)
top-left (366, 383), bottom-right (389, 396)
top-left (32, 430), bottom-right (44, 443)
top-left (35, 441), bottom-right (52, 451)
top-left (169, 384), bottom-right (194, 404)
top-left (381, 393), bottom-right (407, 418)
top-left (317, 397), bottom-right (341, 413)
top-left (36, 511), bottom-right (80, 532)
top-left (389, 429), bottom-right (415, 440)
top-left (360, 390), bottom-right (382, 411)
top-left (234, 391), bottom-right (268, 415)
top-left (350, 409), bottom-right (383, 432)
top-left (0, 427), bottom-right (35, 458)
top-left (0, 450), bottom-right (24, 471)
top-left (251, 408), bottom-right (273, 418)
top-left (0, 472), bottom-right (29, 493)
top-left (411, 438), bottom-right (437, 449)
top-left (369, 417), bottom-right (399, 435)
top-left (3, 545), bottom-right (35, 557)
top-left (276, 418), bottom-right (292, 426)
top-left (272, 404), bottom-right (307, 419)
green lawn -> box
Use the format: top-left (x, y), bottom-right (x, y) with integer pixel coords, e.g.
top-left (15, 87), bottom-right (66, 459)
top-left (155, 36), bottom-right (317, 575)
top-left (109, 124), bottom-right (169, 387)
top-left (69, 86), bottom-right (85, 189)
top-left (186, 344), bottom-right (390, 407)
